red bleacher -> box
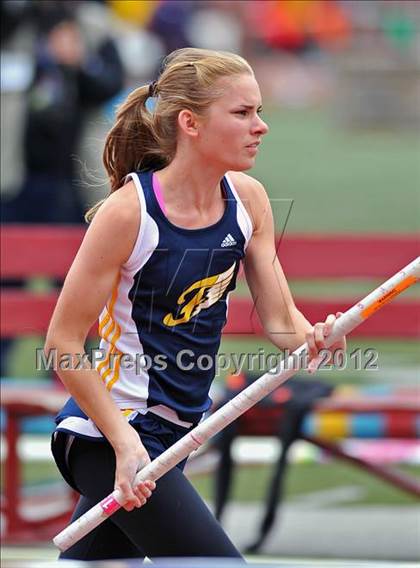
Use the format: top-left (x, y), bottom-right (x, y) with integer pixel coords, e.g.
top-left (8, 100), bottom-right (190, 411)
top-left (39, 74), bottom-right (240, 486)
top-left (1, 226), bottom-right (419, 338)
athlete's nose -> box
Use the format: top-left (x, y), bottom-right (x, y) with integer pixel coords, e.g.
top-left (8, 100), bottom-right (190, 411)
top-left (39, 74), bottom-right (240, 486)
top-left (252, 115), bottom-right (269, 136)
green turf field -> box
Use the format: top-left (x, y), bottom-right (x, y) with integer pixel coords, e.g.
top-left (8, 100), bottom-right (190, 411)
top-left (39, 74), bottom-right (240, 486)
top-left (190, 462), bottom-right (420, 507)
top-left (236, 278), bottom-right (420, 299)
top-left (5, 460), bottom-right (419, 508)
top-left (250, 107), bottom-right (420, 234)
top-left (216, 337), bottom-right (419, 384)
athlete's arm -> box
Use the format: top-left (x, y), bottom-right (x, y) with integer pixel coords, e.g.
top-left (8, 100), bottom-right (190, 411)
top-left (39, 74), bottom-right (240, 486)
top-left (232, 173), bottom-right (345, 366)
top-left (45, 181), bottom-right (155, 510)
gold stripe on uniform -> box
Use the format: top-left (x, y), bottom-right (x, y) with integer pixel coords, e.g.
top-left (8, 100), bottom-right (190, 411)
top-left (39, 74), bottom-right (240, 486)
top-left (97, 274), bottom-right (124, 390)
top-left (98, 274), bottom-right (121, 338)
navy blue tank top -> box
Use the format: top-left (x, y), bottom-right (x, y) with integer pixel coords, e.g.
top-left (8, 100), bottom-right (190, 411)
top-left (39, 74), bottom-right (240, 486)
top-left (56, 170), bottom-right (253, 436)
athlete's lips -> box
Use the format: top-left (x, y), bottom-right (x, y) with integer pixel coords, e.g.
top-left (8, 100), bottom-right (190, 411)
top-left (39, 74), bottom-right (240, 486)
top-left (245, 140), bottom-right (261, 148)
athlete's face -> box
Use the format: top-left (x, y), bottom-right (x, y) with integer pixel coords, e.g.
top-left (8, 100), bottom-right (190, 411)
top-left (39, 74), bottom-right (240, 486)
top-left (196, 73), bottom-right (269, 171)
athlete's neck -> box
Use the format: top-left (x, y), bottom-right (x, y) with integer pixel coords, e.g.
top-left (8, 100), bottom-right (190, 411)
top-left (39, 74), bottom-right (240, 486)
top-left (156, 157), bottom-right (226, 213)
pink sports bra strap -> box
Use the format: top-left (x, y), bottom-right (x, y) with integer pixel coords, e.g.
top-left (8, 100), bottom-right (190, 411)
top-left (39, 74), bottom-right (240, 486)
top-left (152, 172), bottom-right (167, 216)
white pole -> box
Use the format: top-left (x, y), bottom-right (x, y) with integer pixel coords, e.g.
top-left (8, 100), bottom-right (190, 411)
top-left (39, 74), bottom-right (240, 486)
top-left (54, 257), bottom-right (419, 552)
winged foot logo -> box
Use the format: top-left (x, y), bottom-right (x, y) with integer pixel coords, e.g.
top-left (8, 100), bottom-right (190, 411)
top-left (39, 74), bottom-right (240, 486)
top-left (163, 263), bottom-right (236, 326)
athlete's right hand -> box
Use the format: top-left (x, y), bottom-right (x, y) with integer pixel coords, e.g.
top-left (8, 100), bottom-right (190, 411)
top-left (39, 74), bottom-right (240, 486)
top-left (113, 426), bottom-right (156, 511)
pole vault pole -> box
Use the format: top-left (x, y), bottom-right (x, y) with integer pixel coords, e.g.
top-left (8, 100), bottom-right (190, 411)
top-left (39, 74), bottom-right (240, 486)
top-left (54, 257), bottom-right (419, 552)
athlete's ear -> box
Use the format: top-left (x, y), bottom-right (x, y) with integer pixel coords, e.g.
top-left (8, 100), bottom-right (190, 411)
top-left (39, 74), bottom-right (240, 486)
top-left (177, 110), bottom-right (199, 138)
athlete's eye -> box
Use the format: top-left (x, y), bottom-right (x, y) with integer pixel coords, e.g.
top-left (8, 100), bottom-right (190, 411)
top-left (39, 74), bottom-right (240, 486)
top-left (234, 108), bottom-right (263, 117)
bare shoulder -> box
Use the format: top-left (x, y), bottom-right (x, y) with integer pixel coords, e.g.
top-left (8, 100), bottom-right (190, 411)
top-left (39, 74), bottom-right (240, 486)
top-left (227, 171), bottom-right (269, 232)
top-left (84, 180), bottom-right (141, 264)
top-left (228, 171), bottom-right (267, 200)
top-left (95, 180), bottom-right (140, 227)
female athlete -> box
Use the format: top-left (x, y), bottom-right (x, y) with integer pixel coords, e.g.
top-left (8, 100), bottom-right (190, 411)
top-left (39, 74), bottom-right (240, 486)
top-left (46, 48), bottom-right (345, 561)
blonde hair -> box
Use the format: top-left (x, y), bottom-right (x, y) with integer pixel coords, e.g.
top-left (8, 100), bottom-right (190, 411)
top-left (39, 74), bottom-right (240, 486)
top-left (85, 48), bottom-right (253, 222)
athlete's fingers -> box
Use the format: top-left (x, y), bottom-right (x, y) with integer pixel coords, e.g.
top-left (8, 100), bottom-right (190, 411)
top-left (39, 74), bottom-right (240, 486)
top-left (133, 489), bottom-right (147, 506)
top-left (134, 481), bottom-right (152, 499)
top-left (313, 322), bottom-right (326, 349)
top-left (131, 479), bottom-right (156, 508)
top-left (144, 480), bottom-right (156, 491)
top-left (305, 329), bottom-right (317, 360)
top-left (139, 485), bottom-right (152, 498)
top-left (323, 313), bottom-right (336, 337)
top-left (307, 313), bottom-right (338, 373)
top-left (117, 480), bottom-right (141, 511)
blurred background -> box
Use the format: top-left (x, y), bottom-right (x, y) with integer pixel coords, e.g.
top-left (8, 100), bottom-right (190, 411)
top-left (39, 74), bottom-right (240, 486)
top-left (1, 0), bottom-right (419, 565)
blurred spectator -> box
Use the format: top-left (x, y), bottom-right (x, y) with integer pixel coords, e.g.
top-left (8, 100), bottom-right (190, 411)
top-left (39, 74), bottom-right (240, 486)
top-left (107, 0), bottom-right (157, 27)
top-left (2, 4), bottom-right (124, 223)
top-left (147, 1), bottom-right (195, 59)
top-left (243, 0), bottom-right (351, 54)
top-left (1, 2), bottom-right (124, 376)
top-left (1, 0), bottom-right (30, 45)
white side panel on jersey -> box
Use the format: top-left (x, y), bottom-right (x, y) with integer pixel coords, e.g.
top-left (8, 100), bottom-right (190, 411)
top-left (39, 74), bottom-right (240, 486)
top-left (124, 172), bottom-right (158, 271)
top-left (224, 173), bottom-right (253, 248)
top-left (98, 172), bottom-right (160, 408)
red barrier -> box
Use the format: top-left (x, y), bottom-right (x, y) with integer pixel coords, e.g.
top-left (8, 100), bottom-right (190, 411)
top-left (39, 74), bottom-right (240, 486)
top-left (1, 226), bottom-right (84, 278)
top-left (2, 225), bottom-right (418, 278)
top-left (275, 234), bottom-right (419, 278)
top-left (2, 292), bottom-right (418, 338)
top-left (1, 225), bottom-right (419, 338)
top-left (224, 298), bottom-right (419, 338)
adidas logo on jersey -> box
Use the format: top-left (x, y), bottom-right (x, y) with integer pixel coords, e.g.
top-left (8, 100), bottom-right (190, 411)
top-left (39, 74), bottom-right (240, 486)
top-left (221, 233), bottom-right (237, 247)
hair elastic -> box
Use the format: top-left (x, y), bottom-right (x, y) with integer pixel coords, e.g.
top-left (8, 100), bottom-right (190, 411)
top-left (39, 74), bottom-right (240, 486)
top-left (148, 81), bottom-right (157, 98)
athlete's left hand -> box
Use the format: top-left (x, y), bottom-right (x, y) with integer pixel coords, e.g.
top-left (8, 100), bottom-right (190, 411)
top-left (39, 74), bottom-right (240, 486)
top-left (306, 312), bottom-right (346, 374)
